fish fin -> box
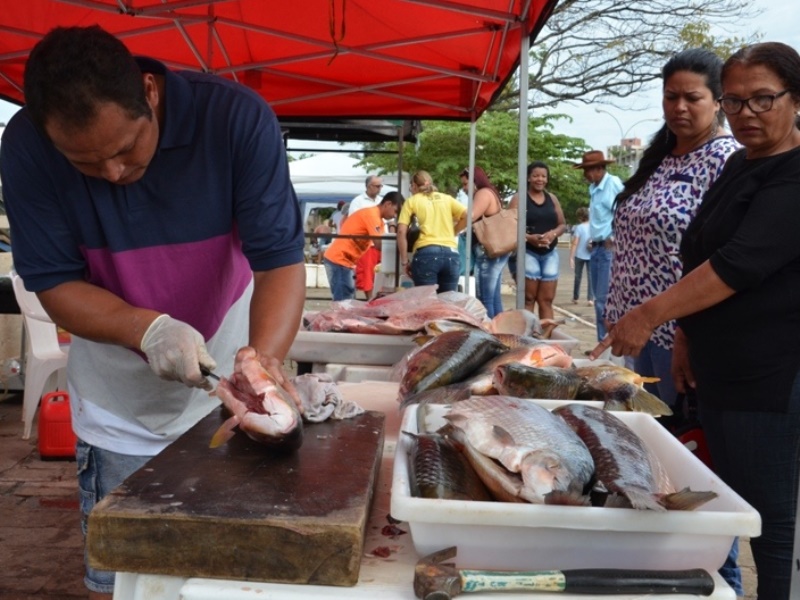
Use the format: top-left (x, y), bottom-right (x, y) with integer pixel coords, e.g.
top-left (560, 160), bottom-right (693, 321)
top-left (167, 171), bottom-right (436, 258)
top-left (635, 376), bottom-right (661, 384)
top-left (659, 487), bottom-right (718, 511)
top-left (544, 490), bottom-right (591, 506)
top-left (623, 488), bottom-right (666, 511)
top-left (603, 493), bottom-right (634, 509)
top-left (602, 399), bottom-right (629, 412)
top-left (624, 386), bottom-right (674, 416)
top-left (491, 425), bottom-right (516, 447)
top-left (209, 415), bottom-right (240, 448)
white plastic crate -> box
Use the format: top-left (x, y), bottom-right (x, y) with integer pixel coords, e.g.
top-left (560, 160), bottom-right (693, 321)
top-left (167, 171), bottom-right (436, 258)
top-left (391, 403), bottom-right (761, 573)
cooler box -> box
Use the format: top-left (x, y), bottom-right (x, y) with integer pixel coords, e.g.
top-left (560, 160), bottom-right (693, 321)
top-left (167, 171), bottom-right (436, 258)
top-left (38, 391), bottom-right (77, 459)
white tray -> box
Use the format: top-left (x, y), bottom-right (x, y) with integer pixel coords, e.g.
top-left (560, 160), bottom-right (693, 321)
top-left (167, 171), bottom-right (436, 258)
top-left (391, 403), bottom-right (761, 573)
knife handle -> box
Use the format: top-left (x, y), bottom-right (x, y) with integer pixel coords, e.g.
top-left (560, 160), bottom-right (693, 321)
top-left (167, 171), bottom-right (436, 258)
top-left (563, 568), bottom-right (715, 596)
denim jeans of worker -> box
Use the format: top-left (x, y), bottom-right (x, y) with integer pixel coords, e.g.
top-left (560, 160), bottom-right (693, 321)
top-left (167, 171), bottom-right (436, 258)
top-left (572, 257), bottom-right (593, 301)
top-left (474, 244), bottom-right (509, 318)
top-left (633, 341), bottom-right (679, 409)
top-left (698, 372), bottom-right (800, 600)
top-left (410, 245), bottom-right (461, 293)
top-left (77, 440), bottom-right (151, 594)
top-left (323, 258), bottom-right (355, 301)
top-left (589, 245), bottom-right (612, 341)
top-left (523, 247), bottom-right (559, 281)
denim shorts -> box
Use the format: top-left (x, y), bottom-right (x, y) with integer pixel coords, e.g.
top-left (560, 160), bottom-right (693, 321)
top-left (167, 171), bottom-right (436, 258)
top-left (76, 440), bottom-right (151, 594)
top-left (523, 246), bottom-right (559, 281)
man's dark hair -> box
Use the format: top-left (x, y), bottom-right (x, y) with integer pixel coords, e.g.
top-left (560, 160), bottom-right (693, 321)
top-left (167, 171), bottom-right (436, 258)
top-left (381, 191), bottom-right (404, 208)
top-left (24, 25), bottom-right (152, 131)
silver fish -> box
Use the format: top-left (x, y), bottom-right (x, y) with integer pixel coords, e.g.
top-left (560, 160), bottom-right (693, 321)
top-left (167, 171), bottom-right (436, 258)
top-left (444, 396), bottom-right (594, 504)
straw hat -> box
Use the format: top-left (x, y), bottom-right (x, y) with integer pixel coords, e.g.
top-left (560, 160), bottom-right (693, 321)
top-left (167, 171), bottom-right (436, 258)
top-left (572, 150), bottom-right (615, 169)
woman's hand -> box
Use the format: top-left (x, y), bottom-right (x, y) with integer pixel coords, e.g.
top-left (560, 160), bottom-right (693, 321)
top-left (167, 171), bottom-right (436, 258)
top-left (590, 305), bottom-right (656, 359)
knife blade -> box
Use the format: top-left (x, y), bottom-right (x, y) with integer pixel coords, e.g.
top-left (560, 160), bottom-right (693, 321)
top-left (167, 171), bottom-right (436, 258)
top-left (199, 365), bottom-right (221, 381)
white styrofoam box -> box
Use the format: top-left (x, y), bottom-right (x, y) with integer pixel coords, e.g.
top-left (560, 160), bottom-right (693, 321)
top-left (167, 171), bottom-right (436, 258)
top-left (311, 362), bottom-right (395, 383)
top-left (545, 328), bottom-right (580, 356)
top-left (391, 404), bottom-right (761, 573)
top-left (288, 331), bottom-right (416, 366)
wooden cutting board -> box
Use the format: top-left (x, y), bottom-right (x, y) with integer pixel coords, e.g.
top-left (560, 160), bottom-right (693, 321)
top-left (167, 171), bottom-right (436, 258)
top-left (87, 406), bottom-right (385, 586)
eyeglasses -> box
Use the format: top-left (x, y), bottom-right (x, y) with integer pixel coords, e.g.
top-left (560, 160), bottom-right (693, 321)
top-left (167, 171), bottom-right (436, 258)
top-left (718, 90), bottom-right (790, 115)
top-left (369, 183), bottom-right (383, 188)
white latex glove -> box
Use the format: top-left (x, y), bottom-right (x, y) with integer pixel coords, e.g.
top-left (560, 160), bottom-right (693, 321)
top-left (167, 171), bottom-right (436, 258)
top-left (140, 314), bottom-right (217, 390)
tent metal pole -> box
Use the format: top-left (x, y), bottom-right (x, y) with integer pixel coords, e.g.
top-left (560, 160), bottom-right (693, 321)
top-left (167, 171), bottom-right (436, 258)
top-left (464, 118), bottom-right (477, 295)
top-left (515, 30), bottom-right (530, 309)
top-left (395, 125), bottom-right (405, 289)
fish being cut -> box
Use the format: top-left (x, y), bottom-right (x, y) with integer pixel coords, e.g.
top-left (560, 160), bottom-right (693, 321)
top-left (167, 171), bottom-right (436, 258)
top-left (398, 330), bottom-right (507, 400)
top-left (444, 396), bottom-right (594, 504)
top-left (553, 403), bottom-right (716, 511)
top-left (404, 428), bottom-right (493, 501)
top-left (211, 347), bottom-right (303, 450)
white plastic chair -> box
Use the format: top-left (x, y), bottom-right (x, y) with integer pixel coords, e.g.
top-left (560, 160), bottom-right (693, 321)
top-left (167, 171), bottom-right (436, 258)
top-left (9, 269), bottom-right (68, 439)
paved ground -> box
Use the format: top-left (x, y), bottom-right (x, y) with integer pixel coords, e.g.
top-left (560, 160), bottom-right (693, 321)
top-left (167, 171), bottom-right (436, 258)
top-left (0, 248), bottom-right (756, 599)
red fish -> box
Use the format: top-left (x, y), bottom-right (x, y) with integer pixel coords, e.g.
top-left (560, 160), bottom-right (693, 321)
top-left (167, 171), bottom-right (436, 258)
top-left (210, 347), bottom-right (303, 450)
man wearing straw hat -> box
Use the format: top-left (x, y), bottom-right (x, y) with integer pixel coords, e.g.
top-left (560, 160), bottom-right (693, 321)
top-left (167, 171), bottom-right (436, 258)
top-left (573, 150), bottom-right (623, 342)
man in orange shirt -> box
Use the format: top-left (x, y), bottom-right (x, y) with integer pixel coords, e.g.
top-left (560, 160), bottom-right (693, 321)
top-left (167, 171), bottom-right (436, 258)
top-left (323, 193), bottom-right (401, 301)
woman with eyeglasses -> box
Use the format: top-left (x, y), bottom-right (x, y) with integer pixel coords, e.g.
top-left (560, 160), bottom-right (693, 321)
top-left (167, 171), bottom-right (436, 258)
top-left (592, 42), bottom-right (800, 599)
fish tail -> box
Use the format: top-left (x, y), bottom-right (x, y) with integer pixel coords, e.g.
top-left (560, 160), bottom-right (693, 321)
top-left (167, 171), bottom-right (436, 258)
top-left (659, 487), bottom-right (718, 510)
top-left (625, 387), bottom-right (674, 416)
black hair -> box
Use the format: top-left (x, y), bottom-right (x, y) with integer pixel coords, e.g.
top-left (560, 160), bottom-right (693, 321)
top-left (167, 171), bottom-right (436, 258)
top-left (722, 42), bottom-right (800, 129)
top-left (616, 48), bottom-right (724, 205)
top-left (381, 191), bottom-right (404, 207)
top-left (527, 161), bottom-right (549, 179)
top-left (24, 25), bottom-right (152, 132)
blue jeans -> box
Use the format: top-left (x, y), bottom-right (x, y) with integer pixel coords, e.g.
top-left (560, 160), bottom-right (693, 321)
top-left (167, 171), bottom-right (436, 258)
top-left (411, 245), bottom-right (461, 293)
top-left (323, 258), bottom-right (355, 301)
top-left (698, 372), bottom-right (800, 599)
top-left (474, 244), bottom-right (509, 318)
top-left (573, 257), bottom-right (592, 301)
top-left (457, 233), bottom-right (474, 276)
top-left (589, 244), bottom-right (612, 341)
top-left (633, 341), bottom-right (679, 408)
top-left (76, 440), bottom-right (151, 594)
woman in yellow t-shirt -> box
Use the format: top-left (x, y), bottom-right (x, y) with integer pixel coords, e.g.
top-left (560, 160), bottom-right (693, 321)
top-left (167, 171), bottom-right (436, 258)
top-left (396, 170), bottom-right (468, 293)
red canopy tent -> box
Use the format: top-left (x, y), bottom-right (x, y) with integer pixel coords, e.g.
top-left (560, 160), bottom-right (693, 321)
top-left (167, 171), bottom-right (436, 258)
top-left (0, 0), bottom-right (556, 121)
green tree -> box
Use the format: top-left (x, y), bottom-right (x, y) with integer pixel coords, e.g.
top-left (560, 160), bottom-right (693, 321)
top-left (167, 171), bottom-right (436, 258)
top-left (357, 112), bottom-right (595, 222)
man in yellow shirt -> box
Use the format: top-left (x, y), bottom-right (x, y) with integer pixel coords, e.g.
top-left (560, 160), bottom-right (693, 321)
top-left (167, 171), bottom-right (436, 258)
top-left (323, 193), bottom-right (401, 301)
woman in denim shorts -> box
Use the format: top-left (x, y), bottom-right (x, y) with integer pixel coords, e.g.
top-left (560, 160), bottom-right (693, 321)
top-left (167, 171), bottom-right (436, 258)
top-left (507, 161), bottom-right (566, 319)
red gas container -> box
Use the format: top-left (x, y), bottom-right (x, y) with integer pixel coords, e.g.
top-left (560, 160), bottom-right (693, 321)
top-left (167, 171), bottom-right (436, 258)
top-left (38, 391), bottom-right (77, 459)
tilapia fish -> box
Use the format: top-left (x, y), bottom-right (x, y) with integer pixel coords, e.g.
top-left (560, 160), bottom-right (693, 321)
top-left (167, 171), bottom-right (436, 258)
top-left (553, 403), bottom-right (716, 511)
top-left (400, 344), bottom-right (572, 408)
top-left (211, 347), bottom-right (303, 450)
top-left (398, 329), bottom-right (506, 400)
top-left (575, 365), bottom-right (672, 416)
top-left (493, 363), bottom-right (585, 400)
top-left (404, 429), bottom-right (492, 501)
top-left (444, 396), bottom-right (594, 504)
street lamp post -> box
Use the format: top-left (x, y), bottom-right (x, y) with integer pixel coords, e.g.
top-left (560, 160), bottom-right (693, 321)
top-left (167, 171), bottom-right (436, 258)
top-left (594, 108), bottom-right (661, 168)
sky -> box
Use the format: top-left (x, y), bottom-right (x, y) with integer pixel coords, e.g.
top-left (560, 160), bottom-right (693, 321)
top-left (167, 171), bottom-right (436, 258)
top-left (547, 0), bottom-right (800, 152)
top-left (0, 0), bottom-right (796, 154)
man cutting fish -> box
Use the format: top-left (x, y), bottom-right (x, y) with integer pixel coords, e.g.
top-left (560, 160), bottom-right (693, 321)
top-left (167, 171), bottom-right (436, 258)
top-left (0, 26), bottom-right (306, 599)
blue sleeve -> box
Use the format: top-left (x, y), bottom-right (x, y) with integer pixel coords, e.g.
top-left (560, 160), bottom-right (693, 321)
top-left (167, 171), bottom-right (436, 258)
top-left (230, 99), bottom-right (305, 271)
